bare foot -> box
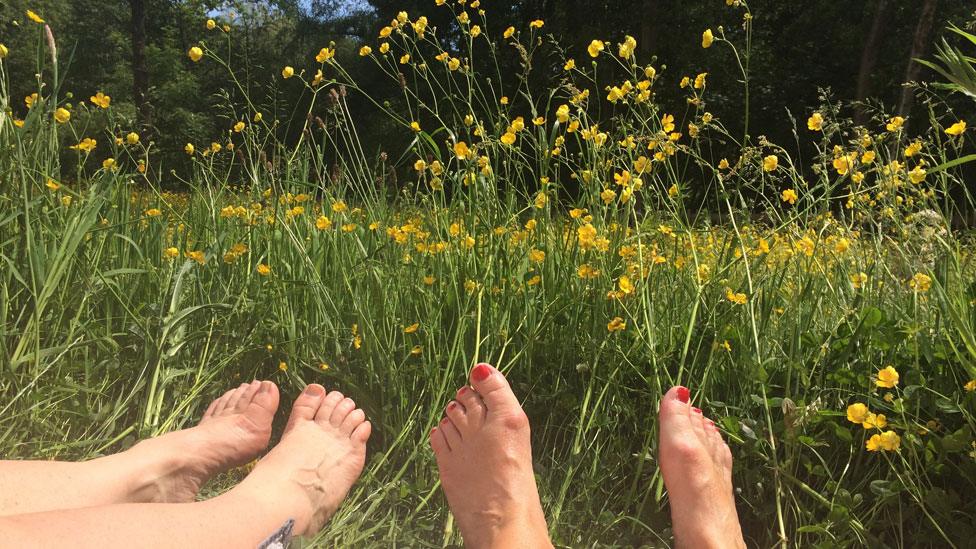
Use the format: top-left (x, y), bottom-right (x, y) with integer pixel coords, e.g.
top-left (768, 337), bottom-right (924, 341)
top-left (236, 384), bottom-right (371, 536)
top-left (659, 386), bottom-right (745, 549)
top-left (431, 363), bottom-right (552, 549)
top-left (128, 380), bottom-right (280, 503)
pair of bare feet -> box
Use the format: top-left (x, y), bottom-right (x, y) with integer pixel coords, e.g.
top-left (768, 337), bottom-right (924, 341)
top-left (144, 368), bottom-right (743, 547)
top-left (429, 365), bottom-right (745, 548)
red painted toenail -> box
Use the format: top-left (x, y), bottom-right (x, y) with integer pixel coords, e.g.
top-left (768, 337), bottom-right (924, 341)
top-left (448, 402), bottom-right (457, 411)
top-left (472, 364), bottom-right (492, 382)
top-left (457, 386), bottom-right (469, 396)
top-left (675, 386), bottom-right (690, 403)
top-left (692, 407), bottom-right (702, 414)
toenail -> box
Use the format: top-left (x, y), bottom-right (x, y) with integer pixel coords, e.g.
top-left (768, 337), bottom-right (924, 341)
top-left (441, 417), bottom-right (449, 424)
top-left (448, 402), bottom-right (457, 411)
top-left (692, 407), bottom-right (702, 414)
top-left (457, 386), bottom-right (469, 396)
top-left (675, 386), bottom-right (690, 403)
top-left (304, 385), bottom-right (324, 397)
top-left (472, 363), bottom-right (492, 382)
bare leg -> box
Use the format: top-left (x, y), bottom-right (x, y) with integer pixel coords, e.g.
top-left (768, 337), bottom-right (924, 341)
top-left (0, 380), bottom-right (278, 516)
top-left (431, 363), bottom-right (552, 549)
top-left (0, 383), bottom-right (371, 548)
top-left (658, 386), bottom-right (746, 549)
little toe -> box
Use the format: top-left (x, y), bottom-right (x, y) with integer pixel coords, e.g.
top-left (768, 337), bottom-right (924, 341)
top-left (455, 386), bottom-right (486, 426)
top-left (313, 391), bottom-right (345, 425)
top-left (202, 398), bottom-right (219, 421)
top-left (285, 384), bottom-right (326, 432)
top-left (212, 388), bottom-right (237, 416)
top-left (339, 408), bottom-right (366, 436)
top-left (352, 421), bottom-right (372, 444)
top-left (328, 397), bottom-right (357, 428)
top-left (468, 363), bottom-right (521, 415)
top-left (439, 417), bottom-right (462, 449)
top-left (445, 400), bottom-right (469, 433)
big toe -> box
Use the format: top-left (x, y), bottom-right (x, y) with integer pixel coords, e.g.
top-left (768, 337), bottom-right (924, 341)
top-left (659, 386), bottom-right (695, 445)
top-left (469, 363), bottom-right (522, 414)
top-left (285, 384), bottom-right (327, 432)
top-left (245, 381), bottom-right (280, 423)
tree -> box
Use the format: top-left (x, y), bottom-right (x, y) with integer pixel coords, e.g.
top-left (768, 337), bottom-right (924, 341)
top-left (897, 0), bottom-right (939, 119)
top-left (129, 0), bottom-right (152, 133)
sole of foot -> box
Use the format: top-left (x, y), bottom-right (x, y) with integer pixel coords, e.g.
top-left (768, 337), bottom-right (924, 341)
top-left (658, 386), bottom-right (746, 549)
top-left (237, 384), bottom-right (371, 536)
top-left (430, 363), bottom-right (552, 549)
top-left (131, 380), bottom-right (280, 503)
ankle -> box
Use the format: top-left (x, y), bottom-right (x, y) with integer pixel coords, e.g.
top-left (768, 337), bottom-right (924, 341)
top-left (122, 434), bottom-right (197, 501)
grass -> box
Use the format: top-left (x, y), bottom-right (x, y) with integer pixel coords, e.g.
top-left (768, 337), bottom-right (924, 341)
top-left (2, 2), bottom-right (976, 547)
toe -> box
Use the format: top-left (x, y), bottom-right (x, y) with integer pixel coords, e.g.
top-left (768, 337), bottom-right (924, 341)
top-left (224, 383), bottom-right (251, 414)
top-left (234, 381), bottom-right (262, 412)
top-left (429, 426), bottom-right (449, 455)
top-left (202, 398), bottom-right (219, 421)
top-left (212, 388), bottom-right (237, 416)
top-left (247, 381), bottom-right (280, 417)
top-left (314, 391), bottom-right (345, 424)
top-left (689, 406), bottom-right (710, 446)
top-left (340, 408), bottom-right (366, 436)
top-left (285, 384), bottom-right (326, 432)
top-left (328, 397), bottom-right (357, 428)
top-left (352, 421), bottom-right (372, 444)
top-left (455, 386), bottom-right (486, 426)
top-left (444, 400), bottom-right (469, 434)
top-left (439, 417), bottom-right (462, 449)
top-left (658, 386), bottom-right (694, 441)
top-left (468, 363), bottom-right (521, 415)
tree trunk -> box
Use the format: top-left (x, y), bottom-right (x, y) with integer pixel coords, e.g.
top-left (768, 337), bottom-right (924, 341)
top-left (639, 0), bottom-right (657, 59)
top-left (128, 0), bottom-right (152, 134)
top-left (897, 0), bottom-right (939, 119)
top-left (855, 0), bottom-right (888, 124)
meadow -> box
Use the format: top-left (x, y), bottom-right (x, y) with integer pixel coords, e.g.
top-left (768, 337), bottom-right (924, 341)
top-left (2, 2), bottom-right (976, 547)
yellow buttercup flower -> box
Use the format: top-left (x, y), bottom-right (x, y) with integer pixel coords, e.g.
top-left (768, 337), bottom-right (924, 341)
top-left (725, 288), bottom-right (747, 305)
top-left (964, 380), bottom-right (976, 392)
top-left (945, 120), bottom-right (966, 136)
top-left (207, 19), bottom-right (216, 30)
top-left (763, 155), bottom-right (779, 172)
top-left (26, 10), bottom-right (45, 23)
top-left (163, 247), bottom-right (180, 259)
top-left (587, 40), bottom-right (605, 58)
top-left (233, 121), bottom-right (245, 133)
top-left (875, 366), bottom-right (899, 389)
top-left (909, 273), bottom-right (931, 292)
top-left (618, 35), bottom-right (637, 59)
top-left (281, 66), bottom-right (295, 79)
top-left (846, 403), bottom-right (869, 424)
top-left (102, 158), bottom-right (117, 170)
top-left (851, 272), bottom-right (868, 289)
top-left (188, 46), bottom-right (204, 62)
top-left (316, 47), bottom-right (335, 63)
top-left (359, 45), bottom-right (372, 56)
top-left (126, 132), bottom-right (140, 145)
top-left (185, 143), bottom-right (195, 155)
top-left (90, 92), bottom-right (111, 109)
top-left (54, 108), bottom-right (71, 124)
top-left (885, 116), bottom-right (904, 132)
top-left (529, 20), bottom-right (544, 29)
top-left (862, 413), bottom-right (887, 430)
top-left (70, 138), bottom-right (97, 153)
top-left (607, 317), bottom-right (626, 332)
top-left (256, 264), bottom-right (271, 276)
top-left (781, 188), bottom-right (798, 205)
top-left (702, 29), bottom-right (714, 48)
top-left (404, 323), bottom-right (419, 334)
top-left (503, 26), bottom-right (515, 39)
top-left (807, 112), bottom-right (824, 131)
top-left (0, 44), bottom-right (8, 59)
